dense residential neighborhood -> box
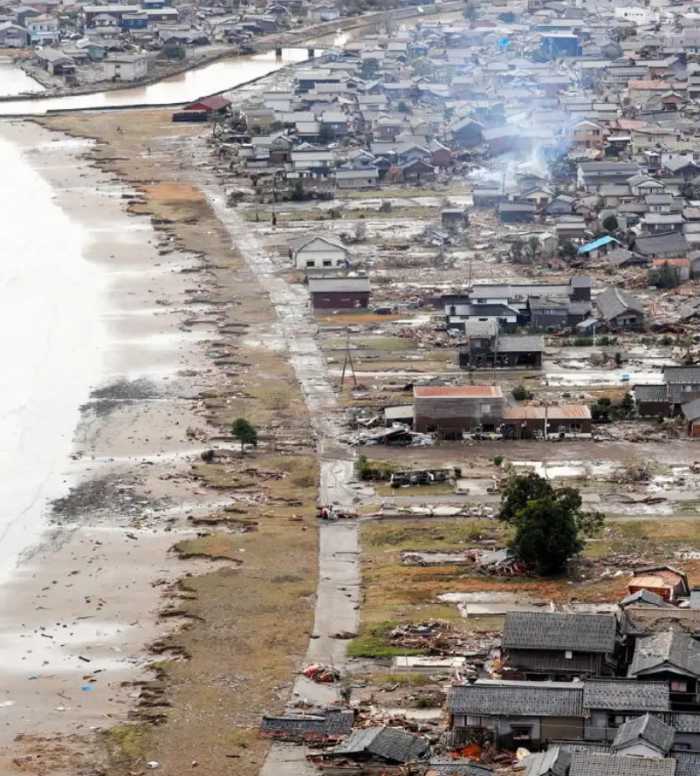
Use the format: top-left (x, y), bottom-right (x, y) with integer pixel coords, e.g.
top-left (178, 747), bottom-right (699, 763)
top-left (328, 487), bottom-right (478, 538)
top-left (189, 1), bottom-right (700, 774)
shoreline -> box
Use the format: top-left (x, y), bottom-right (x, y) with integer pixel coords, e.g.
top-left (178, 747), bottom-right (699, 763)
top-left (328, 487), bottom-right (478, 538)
top-left (1, 93), bottom-right (322, 773)
top-left (0, 119), bottom-right (234, 770)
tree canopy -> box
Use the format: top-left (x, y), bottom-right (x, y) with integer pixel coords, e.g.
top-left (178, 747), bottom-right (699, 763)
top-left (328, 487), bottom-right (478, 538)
top-left (231, 418), bottom-right (258, 453)
top-left (499, 473), bottom-right (603, 575)
top-left (510, 496), bottom-right (582, 576)
top-left (648, 261), bottom-right (681, 290)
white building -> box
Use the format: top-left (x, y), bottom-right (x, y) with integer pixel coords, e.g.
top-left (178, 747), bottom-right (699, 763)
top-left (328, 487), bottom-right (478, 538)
top-left (0, 22), bottom-right (29, 47)
top-left (26, 15), bottom-right (59, 43)
top-left (614, 6), bottom-right (657, 24)
top-left (288, 234), bottom-right (349, 271)
top-left (101, 53), bottom-right (148, 81)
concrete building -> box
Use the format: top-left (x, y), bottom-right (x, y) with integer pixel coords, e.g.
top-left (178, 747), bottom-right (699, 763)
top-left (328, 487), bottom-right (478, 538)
top-left (101, 53), bottom-right (148, 81)
top-left (413, 385), bottom-right (505, 436)
top-left (25, 14), bottom-right (58, 43)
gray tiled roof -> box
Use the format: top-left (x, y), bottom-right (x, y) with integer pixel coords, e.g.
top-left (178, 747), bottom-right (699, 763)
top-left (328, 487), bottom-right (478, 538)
top-left (681, 398), bottom-right (700, 421)
top-left (583, 680), bottom-right (670, 712)
top-left (635, 231), bottom-right (688, 257)
top-left (496, 335), bottom-right (545, 353)
top-left (308, 277), bottom-right (370, 293)
top-left (629, 630), bottom-right (700, 678)
top-left (620, 589), bottom-right (670, 608)
top-left (668, 711), bottom-right (700, 732)
top-left (463, 319), bottom-right (499, 337)
top-left (503, 611), bottom-right (617, 653)
top-left (663, 366), bottom-right (700, 384)
top-left (634, 385), bottom-right (669, 404)
top-left (330, 727), bottom-right (429, 763)
top-left (611, 713), bottom-right (674, 755)
top-left (596, 287), bottom-right (644, 322)
top-left (569, 751), bottom-right (676, 776)
top-left (524, 746), bottom-right (570, 776)
top-left (447, 680), bottom-right (584, 718)
top-left (260, 709), bottom-right (353, 738)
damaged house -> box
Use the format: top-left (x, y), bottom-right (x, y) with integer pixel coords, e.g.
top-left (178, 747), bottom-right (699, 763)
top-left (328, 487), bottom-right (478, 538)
top-left (413, 385), bottom-right (505, 436)
top-left (595, 287), bottom-right (645, 331)
top-left (316, 726), bottom-right (430, 767)
top-left (444, 277), bottom-right (591, 333)
top-left (458, 332), bottom-right (545, 370)
top-left (447, 679), bottom-right (585, 749)
top-left (502, 611), bottom-right (619, 680)
top-left (635, 367), bottom-right (700, 418)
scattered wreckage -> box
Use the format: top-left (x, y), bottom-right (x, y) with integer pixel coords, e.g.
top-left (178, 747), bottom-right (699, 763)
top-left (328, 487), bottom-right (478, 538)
top-left (304, 664), bottom-right (342, 684)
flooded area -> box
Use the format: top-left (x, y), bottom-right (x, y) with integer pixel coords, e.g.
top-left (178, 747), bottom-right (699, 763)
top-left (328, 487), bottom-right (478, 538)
top-left (0, 59), bottom-right (43, 96)
top-left (0, 48), bottom-right (309, 115)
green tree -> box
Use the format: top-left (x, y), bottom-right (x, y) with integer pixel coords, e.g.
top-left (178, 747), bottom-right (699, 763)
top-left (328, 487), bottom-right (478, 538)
top-left (591, 396), bottom-right (612, 423)
top-left (290, 179), bottom-right (305, 202)
top-left (499, 472), bottom-right (554, 523)
top-left (511, 384), bottom-right (531, 401)
top-left (231, 418), bottom-right (258, 454)
top-left (510, 496), bottom-right (583, 575)
top-left (560, 240), bottom-right (577, 261)
top-left (319, 123), bottom-right (336, 144)
top-left (648, 261), bottom-right (681, 289)
top-left (620, 391), bottom-right (635, 418)
top-left (510, 239), bottom-right (525, 264)
top-left (500, 474), bottom-right (604, 553)
top-left (602, 215), bottom-right (619, 233)
top-left (527, 235), bottom-right (540, 263)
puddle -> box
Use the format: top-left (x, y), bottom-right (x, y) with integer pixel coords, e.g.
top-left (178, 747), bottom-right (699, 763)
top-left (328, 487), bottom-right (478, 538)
top-left (456, 479), bottom-right (494, 495)
top-left (512, 460), bottom-right (619, 479)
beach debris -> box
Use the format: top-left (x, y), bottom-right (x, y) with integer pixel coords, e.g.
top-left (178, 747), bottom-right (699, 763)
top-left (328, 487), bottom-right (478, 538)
top-left (332, 631), bottom-right (357, 640)
top-left (303, 664), bottom-right (340, 683)
top-left (146, 762), bottom-right (161, 770)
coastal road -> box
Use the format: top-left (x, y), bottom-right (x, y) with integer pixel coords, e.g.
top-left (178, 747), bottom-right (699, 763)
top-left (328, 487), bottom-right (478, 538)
top-left (201, 176), bottom-right (361, 774)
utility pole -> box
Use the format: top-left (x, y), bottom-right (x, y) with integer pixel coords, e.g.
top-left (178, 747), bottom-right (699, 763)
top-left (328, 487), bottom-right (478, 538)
top-left (340, 327), bottom-right (357, 389)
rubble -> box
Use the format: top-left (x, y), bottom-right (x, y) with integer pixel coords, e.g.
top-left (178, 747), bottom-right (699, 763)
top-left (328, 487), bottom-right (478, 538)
top-left (303, 664), bottom-right (341, 684)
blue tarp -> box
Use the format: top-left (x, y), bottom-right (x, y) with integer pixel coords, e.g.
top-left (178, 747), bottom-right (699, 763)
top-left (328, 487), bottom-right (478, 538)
top-left (577, 235), bottom-right (619, 255)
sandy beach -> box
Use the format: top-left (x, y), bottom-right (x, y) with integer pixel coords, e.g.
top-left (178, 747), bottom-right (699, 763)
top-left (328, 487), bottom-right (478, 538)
top-left (0, 97), bottom-right (322, 775)
top-left (0, 120), bottom-right (235, 772)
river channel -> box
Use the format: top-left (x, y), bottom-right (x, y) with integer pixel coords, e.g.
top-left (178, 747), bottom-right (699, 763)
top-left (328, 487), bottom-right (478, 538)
top-left (0, 47), bottom-right (308, 113)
